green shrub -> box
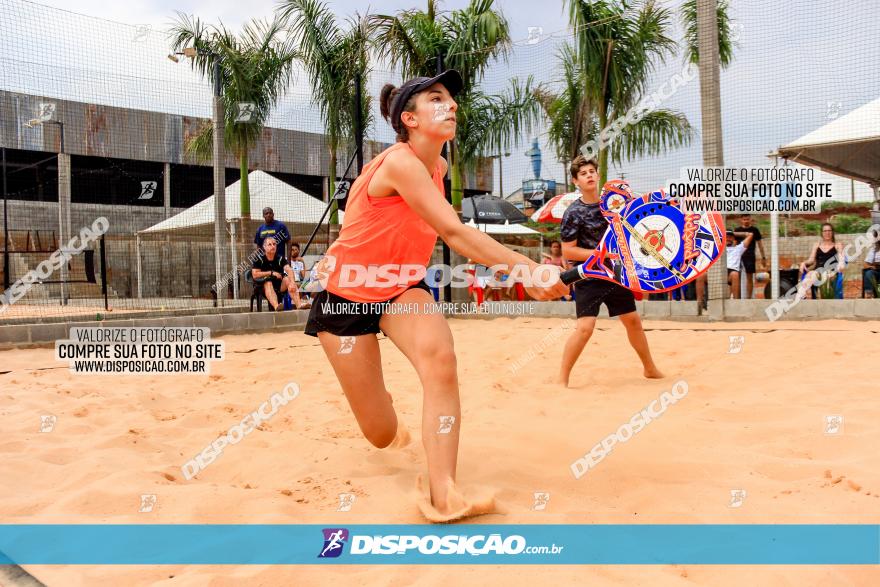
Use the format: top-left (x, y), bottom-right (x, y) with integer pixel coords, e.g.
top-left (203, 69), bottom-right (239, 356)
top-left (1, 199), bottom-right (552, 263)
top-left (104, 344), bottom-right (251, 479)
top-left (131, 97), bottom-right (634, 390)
top-left (829, 213), bottom-right (871, 234)
top-left (803, 220), bottom-right (823, 235)
top-left (821, 201), bottom-right (868, 212)
top-left (818, 274), bottom-right (837, 299)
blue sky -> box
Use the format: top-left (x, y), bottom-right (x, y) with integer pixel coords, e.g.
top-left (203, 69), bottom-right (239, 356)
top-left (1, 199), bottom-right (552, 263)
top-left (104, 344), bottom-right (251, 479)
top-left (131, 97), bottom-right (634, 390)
top-left (2, 0), bottom-right (878, 200)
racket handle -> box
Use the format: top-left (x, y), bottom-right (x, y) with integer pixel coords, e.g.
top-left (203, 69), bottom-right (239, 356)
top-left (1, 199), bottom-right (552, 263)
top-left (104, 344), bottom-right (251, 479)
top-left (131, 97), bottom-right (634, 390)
top-left (560, 267), bottom-right (583, 285)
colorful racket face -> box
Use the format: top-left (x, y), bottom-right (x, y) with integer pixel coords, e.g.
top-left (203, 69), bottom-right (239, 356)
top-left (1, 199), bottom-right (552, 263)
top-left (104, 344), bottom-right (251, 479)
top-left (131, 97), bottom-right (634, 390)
top-left (561, 180), bottom-right (725, 294)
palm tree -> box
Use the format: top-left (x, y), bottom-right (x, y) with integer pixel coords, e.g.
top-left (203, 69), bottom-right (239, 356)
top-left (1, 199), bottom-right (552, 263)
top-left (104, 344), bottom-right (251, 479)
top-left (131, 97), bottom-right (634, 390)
top-left (278, 0), bottom-right (372, 230)
top-left (372, 0), bottom-right (539, 207)
top-left (681, 0), bottom-right (736, 68)
top-left (169, 15), bottom-right (298, 218)
top-left (564, 0), bottom-right (694, 185)
top-left (533, 43), bottom-right (596, 189)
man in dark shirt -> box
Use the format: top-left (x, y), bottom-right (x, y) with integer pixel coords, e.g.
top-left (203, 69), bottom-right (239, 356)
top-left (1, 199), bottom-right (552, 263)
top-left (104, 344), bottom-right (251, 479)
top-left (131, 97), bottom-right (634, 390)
top-left (254, 207), bottom-right (290, 253)
top-left (251, 237), bottom-right (294, 311)
top-left (735, 214), bottom-right (765, 299)
top-left (557, 156), bottom-right (663, 387)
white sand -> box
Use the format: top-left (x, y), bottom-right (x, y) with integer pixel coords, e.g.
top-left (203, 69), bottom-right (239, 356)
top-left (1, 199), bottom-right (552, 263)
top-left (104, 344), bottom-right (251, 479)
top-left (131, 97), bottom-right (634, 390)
top-left (1, 317), bottom-right (878, 585)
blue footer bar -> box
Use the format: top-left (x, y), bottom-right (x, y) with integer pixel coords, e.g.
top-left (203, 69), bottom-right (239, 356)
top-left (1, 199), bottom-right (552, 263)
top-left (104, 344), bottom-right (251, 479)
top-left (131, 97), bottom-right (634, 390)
top-left (0, 525), bottom-right (878, 564)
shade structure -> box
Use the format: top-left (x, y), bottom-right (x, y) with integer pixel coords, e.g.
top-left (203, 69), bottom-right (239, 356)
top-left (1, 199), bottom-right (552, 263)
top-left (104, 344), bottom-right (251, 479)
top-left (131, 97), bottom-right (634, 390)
top-left (139, 170), bottom-right (343, 234)
top-left (775, 97), bottom-right (880, 186)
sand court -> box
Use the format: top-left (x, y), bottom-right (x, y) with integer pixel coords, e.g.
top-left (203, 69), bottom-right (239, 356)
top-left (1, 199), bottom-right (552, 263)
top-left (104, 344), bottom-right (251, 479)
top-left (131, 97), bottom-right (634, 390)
top-left (1, 317), bottom-right (878, 585)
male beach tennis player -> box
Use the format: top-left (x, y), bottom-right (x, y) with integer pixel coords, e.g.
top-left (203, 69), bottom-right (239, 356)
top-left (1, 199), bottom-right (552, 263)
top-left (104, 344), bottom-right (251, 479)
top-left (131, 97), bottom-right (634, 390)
top-left (556, 156), bottom-right (664, 387)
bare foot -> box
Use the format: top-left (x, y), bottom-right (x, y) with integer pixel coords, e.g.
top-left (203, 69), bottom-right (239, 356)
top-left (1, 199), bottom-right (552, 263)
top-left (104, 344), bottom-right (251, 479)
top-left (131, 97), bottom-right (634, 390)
top-left (644, 366), bottom-right (664, 379)
top-left (415, 476), bottom-right (498, 523)
top-left (553, 373), bottom-right (570, 388)
top-left (388, 422), bottom-right (411, 449)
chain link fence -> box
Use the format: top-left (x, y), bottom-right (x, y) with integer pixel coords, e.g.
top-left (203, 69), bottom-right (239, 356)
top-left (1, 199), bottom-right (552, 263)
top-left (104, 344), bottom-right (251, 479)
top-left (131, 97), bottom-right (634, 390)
top-left (1, 0), bottom-right (878, 323)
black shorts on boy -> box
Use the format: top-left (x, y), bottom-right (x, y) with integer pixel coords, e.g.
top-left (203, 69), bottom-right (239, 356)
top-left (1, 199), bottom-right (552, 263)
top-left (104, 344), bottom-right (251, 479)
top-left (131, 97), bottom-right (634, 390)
top-left (561, 197), bottom-right (636, 319)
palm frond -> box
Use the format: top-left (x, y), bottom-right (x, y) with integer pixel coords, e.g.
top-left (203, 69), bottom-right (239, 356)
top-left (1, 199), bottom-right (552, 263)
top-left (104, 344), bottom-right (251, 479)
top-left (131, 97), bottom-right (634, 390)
top-left (184, 122), bottom-right (214, 163)
top-left (457, 76), bottom-right (541, 171)
top-left (681, 0), bottom-right (736, 68)
top-left (607, 108), bottom-right (694, 163)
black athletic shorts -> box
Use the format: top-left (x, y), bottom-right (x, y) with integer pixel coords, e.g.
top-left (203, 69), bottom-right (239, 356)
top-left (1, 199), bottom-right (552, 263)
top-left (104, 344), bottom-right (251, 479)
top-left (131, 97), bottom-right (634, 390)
top-left (304, 280), bottom-right (432, 337)
top-left (740, 254), bottom-right (757, 274)
top-left (574, 279), bottom-right (636, 318)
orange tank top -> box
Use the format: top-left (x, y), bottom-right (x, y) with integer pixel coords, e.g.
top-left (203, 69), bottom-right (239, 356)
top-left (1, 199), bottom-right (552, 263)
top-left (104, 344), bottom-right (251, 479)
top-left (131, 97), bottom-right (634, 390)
top-left (324, 142), bottom-right (443, 303)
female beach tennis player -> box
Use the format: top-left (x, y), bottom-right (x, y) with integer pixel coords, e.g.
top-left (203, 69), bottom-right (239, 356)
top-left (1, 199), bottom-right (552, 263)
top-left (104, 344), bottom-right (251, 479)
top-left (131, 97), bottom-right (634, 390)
top-left (304, 70), bottom-right (569, 521)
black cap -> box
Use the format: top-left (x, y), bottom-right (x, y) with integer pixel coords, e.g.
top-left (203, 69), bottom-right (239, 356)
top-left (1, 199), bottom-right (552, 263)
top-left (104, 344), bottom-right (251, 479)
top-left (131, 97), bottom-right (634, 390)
top-left (389, 69), bottom-right (463, 134)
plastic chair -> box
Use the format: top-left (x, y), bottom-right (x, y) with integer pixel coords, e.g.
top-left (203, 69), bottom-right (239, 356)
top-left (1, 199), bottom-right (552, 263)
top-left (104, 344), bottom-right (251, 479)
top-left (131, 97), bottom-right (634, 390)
top-left (244, 270), bottom-right (264, 312)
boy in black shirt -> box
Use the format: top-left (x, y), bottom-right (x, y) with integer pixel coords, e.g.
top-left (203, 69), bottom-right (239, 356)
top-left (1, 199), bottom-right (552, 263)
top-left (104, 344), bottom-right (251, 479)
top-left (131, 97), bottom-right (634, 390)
top-left (735, 214), bottom-right (765, 299)
top-left (557, 156), bottom-right (663, 387)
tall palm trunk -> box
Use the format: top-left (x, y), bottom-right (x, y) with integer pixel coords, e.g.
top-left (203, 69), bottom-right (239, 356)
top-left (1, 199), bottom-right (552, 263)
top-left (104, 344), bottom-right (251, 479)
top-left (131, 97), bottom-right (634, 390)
top-left (327, 145), bottom-right (340, 242)
top-left (598, 39), bottom-right (613, 187)
top-left (239, 152), bottom-right (251, 218)
top-left (597, 103), bottom-right (609, 187)
top-left (449, 141), bottom-right (463, 209)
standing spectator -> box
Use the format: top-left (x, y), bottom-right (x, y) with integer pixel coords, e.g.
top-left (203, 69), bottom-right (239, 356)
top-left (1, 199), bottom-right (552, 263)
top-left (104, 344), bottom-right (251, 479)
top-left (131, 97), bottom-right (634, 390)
top-left (735, 214), bottom-right (766, 299)
top-left (799, 222), bottom-right (845, 299)
top-left (726, 230), bottom-right (755, 299)
top-left (254, 207), bottom-right (290, 253)
top-left (862, 240), bottom-right (880, 298)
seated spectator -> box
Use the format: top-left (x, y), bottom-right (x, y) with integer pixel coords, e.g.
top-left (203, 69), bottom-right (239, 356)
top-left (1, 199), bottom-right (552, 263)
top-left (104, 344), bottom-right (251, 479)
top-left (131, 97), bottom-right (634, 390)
top-left (254, 207), bottom-right (290, 253)
top-left (288, 243), bottom-right (306, 280)
top-left (799, 223), bottom-right (845, 299)
top-left (542, 240), bottom-right (573, 301)
top-left (251, 238), bottom-right (305, 311)
top-left (726, 230), bottom-right (755, 299)
top-left (486, 268), bottom-right (507, 301)
top-left (288, 243), bottom-right (311, 308)
top-left (541, 240), bottom-right (566, 268)
top-left (863, 241), bottom-right (880, 298)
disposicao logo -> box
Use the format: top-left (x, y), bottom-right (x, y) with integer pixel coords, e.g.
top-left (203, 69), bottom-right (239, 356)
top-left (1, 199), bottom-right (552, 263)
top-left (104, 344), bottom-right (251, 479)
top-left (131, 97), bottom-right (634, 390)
top-left (318, 528), bottom-right (349, 558)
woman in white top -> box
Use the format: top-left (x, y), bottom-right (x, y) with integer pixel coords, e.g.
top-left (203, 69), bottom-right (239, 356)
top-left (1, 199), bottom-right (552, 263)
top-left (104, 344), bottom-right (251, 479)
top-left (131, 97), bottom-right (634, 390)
top-left (287, 243), bottom-right (310, 309)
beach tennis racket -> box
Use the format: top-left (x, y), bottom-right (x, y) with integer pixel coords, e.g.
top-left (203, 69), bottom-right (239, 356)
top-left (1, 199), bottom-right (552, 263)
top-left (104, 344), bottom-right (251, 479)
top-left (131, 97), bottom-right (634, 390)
top-left (559, 180), bottom-right (725, 294)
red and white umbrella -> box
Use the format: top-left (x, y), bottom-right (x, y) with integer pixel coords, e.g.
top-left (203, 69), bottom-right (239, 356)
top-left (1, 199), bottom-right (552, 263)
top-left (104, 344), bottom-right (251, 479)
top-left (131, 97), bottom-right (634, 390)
top-left (530, 191), bottom-right (581, 223)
